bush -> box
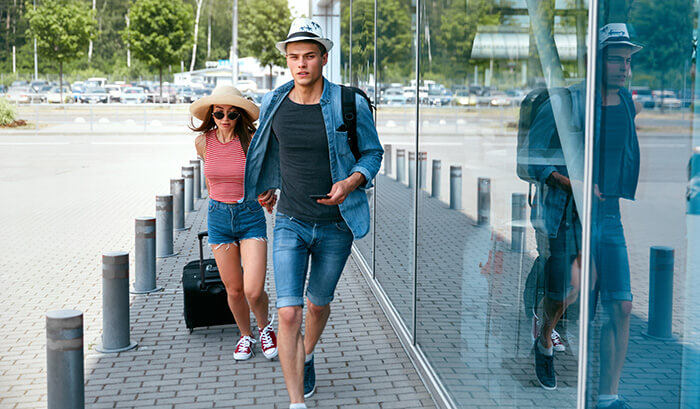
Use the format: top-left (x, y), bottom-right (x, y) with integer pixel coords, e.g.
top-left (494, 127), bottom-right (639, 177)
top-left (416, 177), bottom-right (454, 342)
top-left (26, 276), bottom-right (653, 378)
top-left (0, 97), bottom-right (17, 126)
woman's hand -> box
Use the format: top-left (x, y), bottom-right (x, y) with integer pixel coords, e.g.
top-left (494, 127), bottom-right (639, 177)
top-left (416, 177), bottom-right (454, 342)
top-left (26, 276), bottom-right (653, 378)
top-left (258, 189), bottom-right (277, 213)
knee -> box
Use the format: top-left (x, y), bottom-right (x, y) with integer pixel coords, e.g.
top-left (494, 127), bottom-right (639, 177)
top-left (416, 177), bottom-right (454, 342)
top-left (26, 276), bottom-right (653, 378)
top-left (278, 306), bottom-right (302, 328)
top-left (244, 288), bottom-right (263, 305)
top-left (226, 286), bottom-right (245, 302)
top-left (307, 301), bottom-right (329, 318)
top-left (619, 300), bottom-right (633, 316)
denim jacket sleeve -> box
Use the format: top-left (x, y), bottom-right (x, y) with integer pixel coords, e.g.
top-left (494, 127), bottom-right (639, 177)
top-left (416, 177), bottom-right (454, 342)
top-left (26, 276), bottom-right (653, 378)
top-left (350, 93), bottom-right (383, 189)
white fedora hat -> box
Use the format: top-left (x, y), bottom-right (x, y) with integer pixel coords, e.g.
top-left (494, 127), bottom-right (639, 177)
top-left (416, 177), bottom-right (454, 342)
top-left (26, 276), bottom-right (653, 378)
top-left (189, 85), bottom-right (259, 122)
top-left (275, 17), bottom-right (334, 55)
top-left (599, 23), bottom-right (643, 54)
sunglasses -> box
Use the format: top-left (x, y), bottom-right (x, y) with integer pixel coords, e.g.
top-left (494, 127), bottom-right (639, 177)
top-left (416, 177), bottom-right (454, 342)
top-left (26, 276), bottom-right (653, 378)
top-left (212, 111), bottom-right (240, 121)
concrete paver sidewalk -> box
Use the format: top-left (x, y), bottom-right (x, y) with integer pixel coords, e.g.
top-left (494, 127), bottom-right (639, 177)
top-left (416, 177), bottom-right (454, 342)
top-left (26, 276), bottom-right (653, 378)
top-left (0, 131), bottom-right (435, 409)
top-left (82, 203), bottom-right (435, 408)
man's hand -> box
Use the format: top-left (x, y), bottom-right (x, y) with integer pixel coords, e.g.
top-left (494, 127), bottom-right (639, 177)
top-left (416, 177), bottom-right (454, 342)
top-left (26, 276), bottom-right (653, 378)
top-left (317, 172), bottom-right (366, 206)
top-left (546, 171), bottom-right (572, 194)
top-left (258, 189), bottom-right (277, 213)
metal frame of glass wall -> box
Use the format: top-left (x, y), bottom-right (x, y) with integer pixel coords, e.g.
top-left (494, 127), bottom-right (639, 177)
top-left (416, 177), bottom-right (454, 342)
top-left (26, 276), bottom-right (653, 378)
top-left (329, 0), bottom-right (697, 407)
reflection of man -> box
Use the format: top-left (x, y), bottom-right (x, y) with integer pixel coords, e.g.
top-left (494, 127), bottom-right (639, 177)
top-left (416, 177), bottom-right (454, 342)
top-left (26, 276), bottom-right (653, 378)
top-left (245, 18), bottom-right (383, 409)
top-left (527, 24), bottom-right (641, 408)
top-left (590, 23), bottom-right (641, 409)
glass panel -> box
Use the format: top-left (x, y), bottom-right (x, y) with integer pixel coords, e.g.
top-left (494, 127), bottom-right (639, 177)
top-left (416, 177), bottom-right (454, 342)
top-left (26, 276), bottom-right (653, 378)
top-left (415, 0), bottom-right (588, 406)
top-left (348, 0), bottom-right (376, 265)
top-left (374, 0), bottom-right (416, 332)
top-left (586, 2), bottom-right (697, 408)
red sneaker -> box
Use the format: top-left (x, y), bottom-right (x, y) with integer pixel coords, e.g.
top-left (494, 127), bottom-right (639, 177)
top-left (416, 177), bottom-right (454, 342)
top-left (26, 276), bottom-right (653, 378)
top-left (234, 335), bottom-right (255, 360)
top-left (258, 317), bottom-right (278, 360)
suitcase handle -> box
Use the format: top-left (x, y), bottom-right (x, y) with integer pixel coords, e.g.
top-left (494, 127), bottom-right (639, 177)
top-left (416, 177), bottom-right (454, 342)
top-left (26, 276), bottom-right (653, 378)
top-left (198, 231), bottom-right (208, 291)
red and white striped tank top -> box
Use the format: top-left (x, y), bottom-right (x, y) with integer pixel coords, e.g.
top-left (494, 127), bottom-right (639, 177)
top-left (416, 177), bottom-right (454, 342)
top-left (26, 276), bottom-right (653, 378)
top-left (203, 129), bottom-right (246, 203)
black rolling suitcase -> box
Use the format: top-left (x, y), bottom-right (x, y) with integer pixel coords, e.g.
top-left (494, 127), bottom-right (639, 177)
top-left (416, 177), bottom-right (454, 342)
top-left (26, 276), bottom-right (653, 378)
top-left (182, 231), bottom-right (235, 332)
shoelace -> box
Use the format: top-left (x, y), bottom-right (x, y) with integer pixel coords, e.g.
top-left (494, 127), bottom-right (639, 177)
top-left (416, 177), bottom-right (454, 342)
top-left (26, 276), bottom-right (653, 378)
top-left (551, 330), bottom-right (563, 345)
top-left (237, 336), bottom-right (256, 352)
top-left (259, 323), bottom-right (274, 348)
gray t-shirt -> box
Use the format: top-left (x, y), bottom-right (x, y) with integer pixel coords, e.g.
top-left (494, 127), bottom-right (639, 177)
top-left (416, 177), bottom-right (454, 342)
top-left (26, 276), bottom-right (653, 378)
top-left (272, 96), bottom-right (342, 223)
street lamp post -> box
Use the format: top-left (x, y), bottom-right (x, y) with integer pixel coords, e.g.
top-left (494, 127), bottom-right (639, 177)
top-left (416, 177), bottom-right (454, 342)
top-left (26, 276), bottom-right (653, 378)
top-left (231, 0), bottom-right (238, 86)
top-left (33, 0), bottom-right (38, 80)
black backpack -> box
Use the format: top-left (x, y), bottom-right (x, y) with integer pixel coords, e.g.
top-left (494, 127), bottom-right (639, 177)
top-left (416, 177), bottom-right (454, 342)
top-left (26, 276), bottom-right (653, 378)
top-left (516, 87), bottom-right (571, 185)
top-left (340, 85), bottom-right (375, 161)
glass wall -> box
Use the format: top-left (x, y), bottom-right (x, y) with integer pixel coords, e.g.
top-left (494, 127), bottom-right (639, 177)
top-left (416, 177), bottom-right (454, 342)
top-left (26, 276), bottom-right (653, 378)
top-left (414, 0), bottom-right (586, 407)
top-left (373, 0), bottom-right (417, 332)
top-left (335, 0), bottom-right (699, 407)
top-left (585, 1), bottom-right (697, 408)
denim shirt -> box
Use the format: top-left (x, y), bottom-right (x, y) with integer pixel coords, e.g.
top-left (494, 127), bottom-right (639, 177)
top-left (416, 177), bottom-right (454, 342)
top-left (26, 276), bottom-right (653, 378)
top-left (528, 82), bottom-right (639, 238)
top-left (243, 78), bottom-right (384, 239)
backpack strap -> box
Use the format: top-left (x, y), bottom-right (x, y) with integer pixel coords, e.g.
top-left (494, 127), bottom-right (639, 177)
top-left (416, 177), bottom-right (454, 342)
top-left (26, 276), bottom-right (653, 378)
top-left (341, 85), bottom-right (361, 161)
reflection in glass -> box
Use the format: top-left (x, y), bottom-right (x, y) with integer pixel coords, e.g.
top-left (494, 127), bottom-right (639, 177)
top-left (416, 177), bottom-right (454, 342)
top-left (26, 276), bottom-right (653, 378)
top-left (373, 0), bottom-right (416, 332)
top-left (586, 2), bottom-right (695, 407)
top-left (415, 0), bottom-right (586, 406)
top-left (346, 0), bottom-right (376, 265)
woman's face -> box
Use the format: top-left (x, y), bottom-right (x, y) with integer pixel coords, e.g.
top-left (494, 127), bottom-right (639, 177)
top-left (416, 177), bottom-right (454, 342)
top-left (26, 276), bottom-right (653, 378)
top-left (211, 104), bottom-right (240, 131)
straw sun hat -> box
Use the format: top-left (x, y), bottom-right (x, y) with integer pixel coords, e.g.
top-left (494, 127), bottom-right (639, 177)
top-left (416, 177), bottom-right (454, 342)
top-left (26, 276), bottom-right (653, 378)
top-left (189, 85), bottom-right (260, 122)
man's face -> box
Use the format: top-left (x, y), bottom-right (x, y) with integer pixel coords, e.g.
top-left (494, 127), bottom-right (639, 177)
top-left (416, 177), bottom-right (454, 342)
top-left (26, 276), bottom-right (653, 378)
top-left (603, 45), bottom-right (634, 89)
top-left (285, 41), bottom-right (327, 87)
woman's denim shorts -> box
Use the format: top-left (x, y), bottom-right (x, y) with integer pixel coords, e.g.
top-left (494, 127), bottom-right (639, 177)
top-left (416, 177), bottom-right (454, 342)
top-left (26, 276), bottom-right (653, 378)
top-left (207, 199), bottom-right (267, 245)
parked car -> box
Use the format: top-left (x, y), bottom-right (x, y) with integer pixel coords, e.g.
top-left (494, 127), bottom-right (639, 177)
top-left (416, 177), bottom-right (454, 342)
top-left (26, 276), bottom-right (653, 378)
top-left (71, 85), bottom-right (86, 103)
top-left (175, 85), bottom-right (194, 103)
top-left (46, 86), bottom-right (72, 103)
top-left (653, 90), bottom-right (681, 109)
top-left (104, 84), bottom-right (122, 102)
top-left (380, 87), bottom-right (406, 105)
top-left (489, 91), bottom-right (512, 107)
top-left (631, 87), bottom-right (655, 108)
top-left (29, 80), bottom-right (48, 92)
top-left (79, 87), bottom-right (109, 104)
top-left (191, 87), bottom-right (212, 101)
top-left (428, 88), bottom-right (452, 106)
top-left (5, 86), bottom-right (45, 103)
top-left (121, 87), bottom-right (147, 104)
top-left (452, 90), bottom-right (477, 106)
top-left (150, 86), bottom-right (178, 103)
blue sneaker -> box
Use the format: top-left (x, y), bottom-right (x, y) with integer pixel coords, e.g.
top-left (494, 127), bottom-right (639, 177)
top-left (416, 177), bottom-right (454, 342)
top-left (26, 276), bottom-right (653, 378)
top-left (534, 338), bottom-right (556, 390)
top-left (303, 356), bottom-right (316, 398)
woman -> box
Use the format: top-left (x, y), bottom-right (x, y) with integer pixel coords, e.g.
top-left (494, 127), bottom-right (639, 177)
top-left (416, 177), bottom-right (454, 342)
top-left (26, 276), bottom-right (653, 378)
top-left (189, 85), bottom-right (277, 361)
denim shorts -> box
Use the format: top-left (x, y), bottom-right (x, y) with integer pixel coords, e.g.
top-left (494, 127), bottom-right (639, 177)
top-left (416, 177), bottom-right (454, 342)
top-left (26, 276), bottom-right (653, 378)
top-left (592, 199), bottom-right (632, 303)
top-left (272, 212), bottom-right (354, 308)
top-left (207, 199), bottom-right (267, 245)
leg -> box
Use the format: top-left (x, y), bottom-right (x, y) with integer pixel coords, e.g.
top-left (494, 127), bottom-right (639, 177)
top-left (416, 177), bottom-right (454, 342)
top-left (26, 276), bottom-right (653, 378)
top-left (211, 243), bottom-right (251, 336)
top-left (599, 300), bottom-right (632, 395)
top-left (272, 213), bottom-right (311, 404)
top-left (304, 220), bottom-right (353, 354)
top-left (304, 300), bottom-right (330, 355)
top-left (278, 306), bottom-right (305, 404)
top-left (239, 238), bottom-right (270, 327)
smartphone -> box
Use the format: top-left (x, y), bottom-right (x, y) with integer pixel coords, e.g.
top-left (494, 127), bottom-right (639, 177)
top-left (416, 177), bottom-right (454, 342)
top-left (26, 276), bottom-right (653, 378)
top-left (310, 194), bottom-right (330, 200)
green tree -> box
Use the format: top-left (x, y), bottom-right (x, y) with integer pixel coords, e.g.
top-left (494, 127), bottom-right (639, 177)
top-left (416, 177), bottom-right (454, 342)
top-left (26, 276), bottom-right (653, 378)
top-left (239, 0), bottom-right (291, 89)
top-left (26, 0), bottom-right (96, 101)
top-left (433, 0), bottom-right (498, 84)
top-left (123, 0), bottom-right (193, 98)
top-left (630, 0), bottom-right (694, 91)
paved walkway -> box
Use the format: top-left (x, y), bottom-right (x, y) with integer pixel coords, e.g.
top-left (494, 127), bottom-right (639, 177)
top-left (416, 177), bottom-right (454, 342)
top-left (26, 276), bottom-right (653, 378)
top-left (0, 130), bottom-right (435, 408)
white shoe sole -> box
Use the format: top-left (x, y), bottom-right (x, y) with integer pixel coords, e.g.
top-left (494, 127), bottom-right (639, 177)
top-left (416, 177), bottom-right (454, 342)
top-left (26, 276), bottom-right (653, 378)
top-left (304, 384), bottom-right (316, 399)
top-left (262, 348), bottom-right (278, 360)
top-left (233, 351), bottom-right (254, 360)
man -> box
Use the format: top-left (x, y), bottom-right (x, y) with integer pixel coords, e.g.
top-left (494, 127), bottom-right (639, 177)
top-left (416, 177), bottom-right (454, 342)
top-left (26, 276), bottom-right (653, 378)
top-left (527, 23), bottom-right (641, 409)
top-left (243, 17), bottom-right (383, 409)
